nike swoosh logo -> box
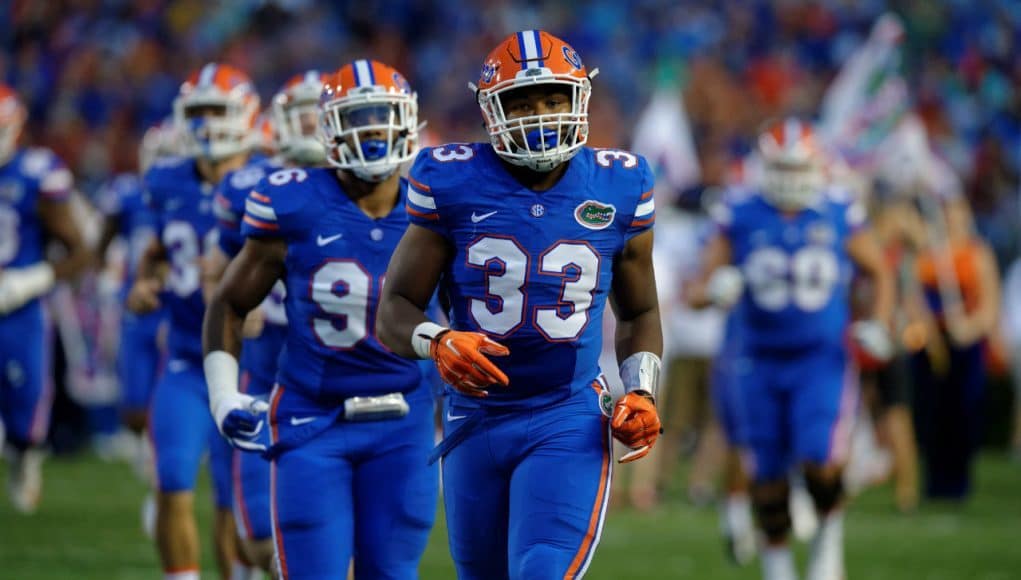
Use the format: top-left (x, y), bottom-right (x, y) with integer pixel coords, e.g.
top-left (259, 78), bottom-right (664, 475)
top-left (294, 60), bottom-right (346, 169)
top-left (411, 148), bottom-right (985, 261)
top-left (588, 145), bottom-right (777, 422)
top-left (316, 233), bottom-right (343, 246)
top-left (470, 210), bottom-right (498, 224)
top-left (290, 416), bottom-right (317, 426)
top-left (446, 410), bottom-right (467, 422)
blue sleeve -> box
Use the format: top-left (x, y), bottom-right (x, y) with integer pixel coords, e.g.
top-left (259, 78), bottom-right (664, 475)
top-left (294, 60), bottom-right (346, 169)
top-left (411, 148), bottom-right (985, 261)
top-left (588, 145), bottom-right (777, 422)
top-left (625, 156), bottom-right (656, 239)
top-left (215, 166), bottom-right (267, 257)
top-left (240, 167), bottom-right (309, 241)
top-left (405, 149), bottom-right (449, 238)
top-left (214, 191), bottom-right (244, 256)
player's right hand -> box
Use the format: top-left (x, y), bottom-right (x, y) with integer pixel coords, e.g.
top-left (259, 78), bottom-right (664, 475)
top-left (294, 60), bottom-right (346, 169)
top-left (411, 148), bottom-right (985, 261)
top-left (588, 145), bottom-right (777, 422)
top-left (211, 392), bottom-right (269, 452)
top-left (127, 278), bottom-right (162, 314)
top-left (707, 265), bottom-right (744, 308)
top-left (430, 330), bottom-right (510, 397)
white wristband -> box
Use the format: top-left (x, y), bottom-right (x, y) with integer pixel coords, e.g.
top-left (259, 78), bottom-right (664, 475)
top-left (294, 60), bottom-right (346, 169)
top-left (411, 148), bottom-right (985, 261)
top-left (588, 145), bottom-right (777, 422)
top-left (15, 262), bottom-right (56, 298)
top-left (411, 321), bottom-right (447, 359)
top-left (203, 350), bottom-right (240, 406)
top-left (619, 351), bottom-right (662, 400)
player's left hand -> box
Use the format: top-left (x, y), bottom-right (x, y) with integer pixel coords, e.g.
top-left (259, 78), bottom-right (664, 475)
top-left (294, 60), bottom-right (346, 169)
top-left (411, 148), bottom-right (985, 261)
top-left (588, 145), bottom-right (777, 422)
top-left (211, 392), bottom-right (269, 452)
top-left (850, 319), bottom-right (894, 363)
top-left (611, 391), bottom-right (662, 463)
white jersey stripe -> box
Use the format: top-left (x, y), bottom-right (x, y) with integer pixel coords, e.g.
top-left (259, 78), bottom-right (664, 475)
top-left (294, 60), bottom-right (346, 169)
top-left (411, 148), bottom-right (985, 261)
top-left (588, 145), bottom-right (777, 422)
top-left (635, 198), bottom-right (655, 218)
top-left (407, 186), bottom-right (436, 210)
top-left (245, 199), bottom-right (278, 221)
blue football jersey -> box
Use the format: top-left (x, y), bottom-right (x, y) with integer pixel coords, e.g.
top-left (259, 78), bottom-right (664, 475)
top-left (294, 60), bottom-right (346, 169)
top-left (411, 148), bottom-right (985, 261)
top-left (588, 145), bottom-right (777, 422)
top-left (96, 173), bottom-right (158, 290)
top-left (0, 148), bottom-right (73, 272)
top-left (214, 155), bottom-right (288, 328)
top-left (406, 143), bottom-right (655, 407)
top-left (241, 167), bottom-right (421, 400)
top-left (714, 188), bottom-right (864, 353)
top-left (144, 156), bottom-right (218, 362)
top-left (214, 154), bottom-right (277, 258)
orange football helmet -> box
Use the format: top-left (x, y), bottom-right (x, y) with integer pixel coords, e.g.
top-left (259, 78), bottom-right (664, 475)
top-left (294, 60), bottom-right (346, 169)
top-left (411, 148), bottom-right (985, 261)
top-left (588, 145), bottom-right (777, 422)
top-left (272, 70), bottom-right (326, 164)
top-left (758, 117), bottom-right (825, 210)
top-left (473, 30), bottom-right (595, 172)
top-left (173, 63), bottom-right (259, 160)
top-left (319, 60), bottom-right (419, 182)
top-left (0, 84), bottom-right (26, 166)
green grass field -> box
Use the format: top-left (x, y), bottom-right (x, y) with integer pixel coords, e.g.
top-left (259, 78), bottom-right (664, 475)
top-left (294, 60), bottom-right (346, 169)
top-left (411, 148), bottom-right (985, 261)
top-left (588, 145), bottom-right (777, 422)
top-left (1, 453), bottom-right (1019, 579)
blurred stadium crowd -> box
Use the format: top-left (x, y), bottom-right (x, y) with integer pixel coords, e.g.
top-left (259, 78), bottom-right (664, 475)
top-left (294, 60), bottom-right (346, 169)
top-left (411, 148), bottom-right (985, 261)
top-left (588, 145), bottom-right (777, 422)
top-left (3, 0), bottom-right (1021, 542)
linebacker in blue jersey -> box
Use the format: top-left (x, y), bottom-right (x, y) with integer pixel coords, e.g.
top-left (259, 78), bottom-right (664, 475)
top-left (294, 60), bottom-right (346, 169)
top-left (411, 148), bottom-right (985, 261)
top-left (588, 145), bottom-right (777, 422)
top-left (203, 60), bottom-right (437, 580)
top-left (692, 119), bottom-right (895, 580)
top-left (127, 64), bottom-right (259, 580)
top-left (377, 31), bottom-right (663, 579)
top-left (0, 84), bottom-right (89, 514)
top-left (204, 70), bottom-right (326, 575)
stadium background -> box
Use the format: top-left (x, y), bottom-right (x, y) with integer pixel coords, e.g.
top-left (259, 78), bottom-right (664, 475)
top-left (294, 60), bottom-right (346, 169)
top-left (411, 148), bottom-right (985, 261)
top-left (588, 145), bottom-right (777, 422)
top-left (2, 0), bottom-right (1020, 578)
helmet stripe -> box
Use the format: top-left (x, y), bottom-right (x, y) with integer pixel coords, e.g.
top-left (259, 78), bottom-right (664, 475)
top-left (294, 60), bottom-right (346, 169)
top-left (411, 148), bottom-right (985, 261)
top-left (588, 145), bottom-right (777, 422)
top-left (305, 70), bottom-right (319, 85)
top-left (532, 30), bottom-right (544, 68)
top-left (354, 59), bottom-right (375, 87)
top-left (784, 117), bottom-right (800, 152)
top-left (198, 63), bottom-right (217, 87)
top-left (518, 30), bottom-right (541, 69)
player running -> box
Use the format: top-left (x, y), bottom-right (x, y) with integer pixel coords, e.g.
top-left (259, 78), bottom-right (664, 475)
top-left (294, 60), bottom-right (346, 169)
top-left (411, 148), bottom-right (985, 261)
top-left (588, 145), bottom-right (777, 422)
top-left (0, 84), bottom-right (89, 514)
top-left (128, 63), bottom-right (257, 580)
top-left (376, 30), bottom-right (663, 578)
top-left (691, 119), bottom-right (895, 580)
top-left (203, 60), bottom-right (437, 579)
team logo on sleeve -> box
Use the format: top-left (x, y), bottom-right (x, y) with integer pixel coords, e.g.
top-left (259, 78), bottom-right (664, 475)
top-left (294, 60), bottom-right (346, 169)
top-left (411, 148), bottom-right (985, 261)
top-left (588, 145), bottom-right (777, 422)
top-left (574, 200), bottom-right (616, 230)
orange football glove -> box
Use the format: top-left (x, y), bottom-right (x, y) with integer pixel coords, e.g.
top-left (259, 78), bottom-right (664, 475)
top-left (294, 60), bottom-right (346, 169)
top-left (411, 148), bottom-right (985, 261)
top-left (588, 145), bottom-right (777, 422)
top-left (611, 391), bottom-right (662, 463)
top-left (430, 330), bottom-right (510, 397)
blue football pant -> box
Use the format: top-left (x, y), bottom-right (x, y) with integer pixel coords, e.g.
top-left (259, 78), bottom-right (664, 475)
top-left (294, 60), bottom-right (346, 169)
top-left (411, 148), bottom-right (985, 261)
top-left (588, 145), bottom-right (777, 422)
top-left (269, 385), bottom-right (438, 580)
top-left (0, 305), bottom-right (52, 448)
top-left (117, 309), bottom-right (163, 414)
top-left (148, 359), bottom-right (233, 508)
top-left (737, 345), bottom-right (858, 481)
top-left (442, 385), bottom-right (613, 580)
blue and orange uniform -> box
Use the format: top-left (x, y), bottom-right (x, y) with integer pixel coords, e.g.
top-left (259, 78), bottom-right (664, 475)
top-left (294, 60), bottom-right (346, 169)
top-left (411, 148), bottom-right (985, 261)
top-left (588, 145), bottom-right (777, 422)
top-left (0, 148), bottom-right (73, 449)
top-left (406, 143), bottom-right (655, 578)
top-left (144, 156), bottom-right (232, 510)
top-left (241, 166), bottom-right (437, 579)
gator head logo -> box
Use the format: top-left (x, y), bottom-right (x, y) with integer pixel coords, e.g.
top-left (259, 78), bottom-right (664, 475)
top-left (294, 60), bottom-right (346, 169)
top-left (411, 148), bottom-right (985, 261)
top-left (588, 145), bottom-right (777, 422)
top-left (574, 200), bottom-right (616, 230)
top-left (598, 390), bottom-right (614, 418)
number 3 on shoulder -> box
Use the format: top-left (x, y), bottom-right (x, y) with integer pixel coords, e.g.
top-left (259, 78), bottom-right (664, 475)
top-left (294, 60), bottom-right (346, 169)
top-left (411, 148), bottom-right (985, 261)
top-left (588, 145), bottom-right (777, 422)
top-left (595, 149), bottom-right (638, 169)
top-left (432, 144), bottom-right (474, 163)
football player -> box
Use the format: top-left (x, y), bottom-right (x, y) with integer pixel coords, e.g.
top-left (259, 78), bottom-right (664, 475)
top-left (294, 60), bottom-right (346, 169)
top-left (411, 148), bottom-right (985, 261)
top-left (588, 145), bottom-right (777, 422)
top-left (95, 119), bottom-right (178, 461)
top-left (127, 63), bottom-right (257, 580)
top-left (203, 70), bottom-right (326, 576)
top-left (202, 60), bottom-right (438, 579)
top-left (0, 84), bottom-right (89, 513)
top-left (376, 30), bottom-right (663, 577)
top-left (691, 119), bottom-right (895, 580)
